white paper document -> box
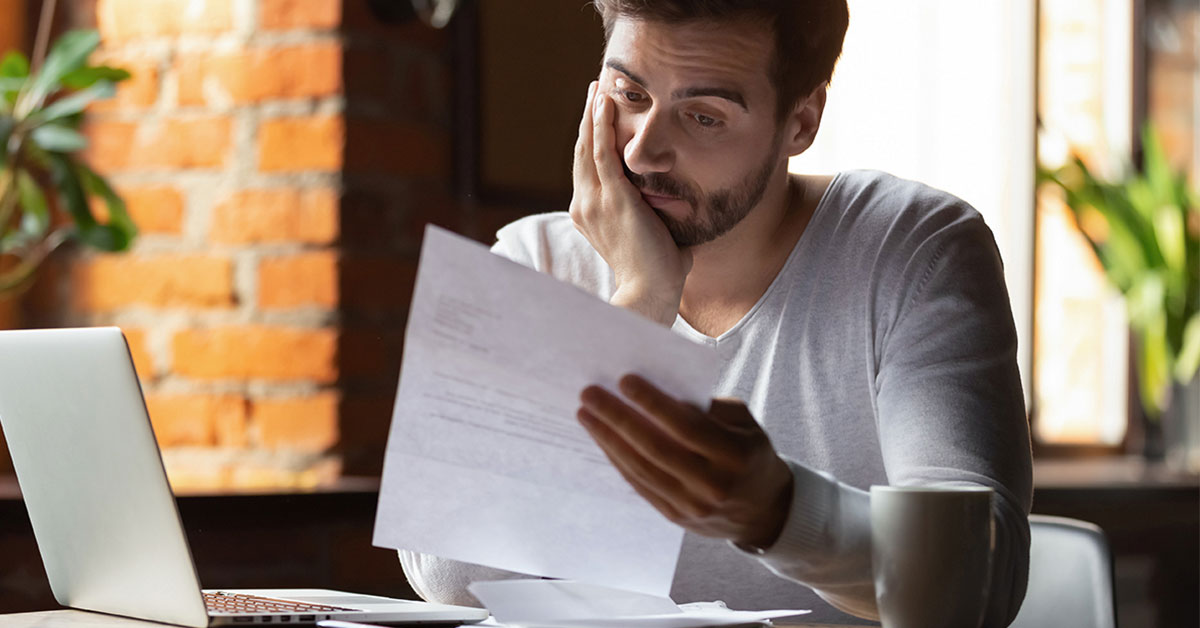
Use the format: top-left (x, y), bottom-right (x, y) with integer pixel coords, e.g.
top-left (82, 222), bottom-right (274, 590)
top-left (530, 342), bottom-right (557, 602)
top-left (373, 226), bottom-right (721, 596)
top-left (469, 580), bottom-right (810, 628)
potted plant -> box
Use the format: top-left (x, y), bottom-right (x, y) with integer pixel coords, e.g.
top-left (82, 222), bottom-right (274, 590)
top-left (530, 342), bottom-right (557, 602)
top-left (1039, 127), bottom-right (1200, 471)
top-left (0, 28), bottom-right (136, 323)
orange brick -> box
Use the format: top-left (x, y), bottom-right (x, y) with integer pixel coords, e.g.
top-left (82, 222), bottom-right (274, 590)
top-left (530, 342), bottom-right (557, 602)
top-left (214, 405), bottom-right (250, 448)
top-left (177, 44), bottom-right (342, 106)
top-left (89, 56), bottom-right (159, 111)
top-left (145, 394), bottom-right (248, 447)
top-left (162, 457), bottom-right (232, 491)
top-left (119, 185), bottom-right (184, 234)
top-left (74, 254), bottom-right (234, 311)
top-left (261, 0), bottom-right (341, 30)
top-left (258, 115), bottom-right (344, 172)
top-left (226, 457), bottom-right (342, 489)
top-left (97, 0), bottom-right (233, 41)
top-left (83, 120), bottom-right (136, 171)
top-left (259, 252), bottom-right (339, 309)
top-left (122, 327), bottom-right (156, 379)
top-left (172, 326), bottom-right (338, 382)
top-left (84, 117), bottom-right (232, 172)
top-left (345, 120), bottom-right (447, 177)
top-left (210, 187), bottom-right (339, 244)
top-left (253, 392), bottom-right (340, 452)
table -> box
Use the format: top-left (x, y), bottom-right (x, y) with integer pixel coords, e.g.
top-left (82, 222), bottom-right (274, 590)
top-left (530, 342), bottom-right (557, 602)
top-left (0, 610), bottom-right (863, 628)
top-left (5, 458), bottom-right (1193, 624)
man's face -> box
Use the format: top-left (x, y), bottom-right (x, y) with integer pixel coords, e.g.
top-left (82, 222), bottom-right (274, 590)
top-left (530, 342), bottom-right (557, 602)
top-left (601, 17), bottom-right (786, 247)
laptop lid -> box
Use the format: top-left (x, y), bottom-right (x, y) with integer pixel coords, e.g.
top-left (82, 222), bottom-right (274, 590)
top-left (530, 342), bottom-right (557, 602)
top-left (0, 327), bottom-right (211, 627)
top-left (0, 327), bottom-right (490, 627)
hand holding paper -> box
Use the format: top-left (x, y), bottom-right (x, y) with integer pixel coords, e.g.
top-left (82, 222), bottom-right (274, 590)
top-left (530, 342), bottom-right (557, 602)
top-left (373, 226), bottom-right (721, 595)
top-left (578, 376), bottom-right (795, 550)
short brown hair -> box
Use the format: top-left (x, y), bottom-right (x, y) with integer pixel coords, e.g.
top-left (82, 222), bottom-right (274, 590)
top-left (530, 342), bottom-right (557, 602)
top-left (593, 0), bottom-right (849, 121)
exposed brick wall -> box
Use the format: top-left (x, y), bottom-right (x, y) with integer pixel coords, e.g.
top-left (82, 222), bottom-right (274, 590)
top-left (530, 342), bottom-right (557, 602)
top-left (5, 0), bottom-right (479, 489)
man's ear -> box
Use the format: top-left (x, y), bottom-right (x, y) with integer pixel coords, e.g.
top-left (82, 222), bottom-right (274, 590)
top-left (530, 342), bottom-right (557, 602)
top-left (782, 86), bottom-right (827, 157)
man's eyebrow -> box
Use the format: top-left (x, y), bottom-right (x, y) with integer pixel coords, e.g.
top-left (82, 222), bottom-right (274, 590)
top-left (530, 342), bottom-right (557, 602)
top-left (604, 59), bottom-right (749, 113)
top-left (674, 86), bottom-right (748, 112)
top-left (605, 59), bottom-right (646, 87)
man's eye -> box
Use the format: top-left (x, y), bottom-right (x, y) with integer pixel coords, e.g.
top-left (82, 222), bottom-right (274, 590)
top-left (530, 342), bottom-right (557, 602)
top-left (623, 91), bottom-right (645, 103)
top-left (692, 113), bottom-right (722, 128)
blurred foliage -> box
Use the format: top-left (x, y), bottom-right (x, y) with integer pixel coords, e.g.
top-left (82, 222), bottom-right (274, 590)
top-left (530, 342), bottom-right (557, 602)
top-left (1039, 126), bottom-right (1200, 419)
top-left (0, 29), bottom-right (135, 297)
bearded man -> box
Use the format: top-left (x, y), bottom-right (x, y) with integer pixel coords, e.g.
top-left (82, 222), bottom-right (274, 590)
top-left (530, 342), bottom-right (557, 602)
top-left (401, 2), bottom-right (1032, 625)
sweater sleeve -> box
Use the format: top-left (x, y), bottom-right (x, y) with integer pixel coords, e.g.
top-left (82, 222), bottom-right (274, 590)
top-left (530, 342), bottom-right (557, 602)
top-left (745, 209), bottom-right (1033, 627)
top-left (397, 550), bottom-right (532, 607)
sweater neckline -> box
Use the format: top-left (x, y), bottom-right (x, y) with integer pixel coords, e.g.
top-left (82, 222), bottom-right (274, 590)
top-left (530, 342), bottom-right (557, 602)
top-left (672, 171), bottom-right (845, 345)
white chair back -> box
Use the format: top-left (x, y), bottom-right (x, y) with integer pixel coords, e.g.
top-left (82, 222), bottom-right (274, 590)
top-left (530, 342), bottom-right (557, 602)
top-left (1009, 514), bottom-right (1116, 628)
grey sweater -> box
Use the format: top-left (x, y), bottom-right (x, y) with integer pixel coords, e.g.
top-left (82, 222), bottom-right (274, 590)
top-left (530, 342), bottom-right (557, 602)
top-left (399, 170), bottom-right (1032, 626)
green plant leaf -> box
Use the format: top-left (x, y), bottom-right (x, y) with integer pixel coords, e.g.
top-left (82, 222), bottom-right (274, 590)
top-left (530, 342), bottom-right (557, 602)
top-left (1127, 273), bottom-right (1167, 329)
top-left (60, 65), bottom-right (131, 90)
top-left (30, 123), bottom-right (88, 152)
top-left (1042, 125), bottom-right (1200, 414)
top-left (47, 152), bottom-right (96, 233)
top-left (1, 84), bottom-right (18, 112)
top-left (18, 30), bottom-right (101, 116)
top-left (16, 169), bottom-right (49, 238)
top-left (0, 168), bottom-right (50, 253)
top-left (0, 76), bottom-right (22, 97)
top-left (1153, 202), bottom-right (1188, 303)
top-left (1125, 177), bottom-right (1159, 226)
top-left (1138, 313), bottom-right (1172, 418)
top-left (1061, 157), bottom-right (1164, 288)
top-left (77, 161), bottom-right (136, 252)
top-left (0, 51), bottom-right (29, 78)
top-left (1178, 315), bottom-right (1200, 384)
top-left (48, 152), bottom-right (138, 255)
top-left (0, 52), bottom-right (28, 110)
top-left (0, 116), bottom-right (11, 165)
top-left (1142, 125), bottom-right (1175, 207)
top-left (30, 80), bottom-right (116, 125)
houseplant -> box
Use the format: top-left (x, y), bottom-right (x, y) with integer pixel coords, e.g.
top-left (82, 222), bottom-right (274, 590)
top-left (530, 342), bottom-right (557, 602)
top-left (0, 29), bottom-right (136, 309)
top-left (1039, 127), bottom-right (1200, 470)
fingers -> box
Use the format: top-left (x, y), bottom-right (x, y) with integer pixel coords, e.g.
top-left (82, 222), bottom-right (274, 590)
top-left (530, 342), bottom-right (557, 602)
top-left (708, 397), bottom-right (760, 427)
top-left (577, 406), bottom-right (689, 521)
top-left (617, 375), bottom-right (744, 464)
top-left (579, 385), bottom-right (729, 501)
top-left (573, 81), bottom-right (599, 188)
top-left (591, 94), bottom-right (630, 187)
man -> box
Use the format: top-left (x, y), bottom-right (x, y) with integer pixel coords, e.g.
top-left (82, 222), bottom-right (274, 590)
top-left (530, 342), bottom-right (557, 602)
top-left (401, 1), bottom-right (1033, 625)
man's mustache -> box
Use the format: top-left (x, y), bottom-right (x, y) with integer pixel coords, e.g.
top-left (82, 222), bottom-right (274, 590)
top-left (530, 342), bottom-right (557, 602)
top-left (622, 162), bottom-right (696, 205)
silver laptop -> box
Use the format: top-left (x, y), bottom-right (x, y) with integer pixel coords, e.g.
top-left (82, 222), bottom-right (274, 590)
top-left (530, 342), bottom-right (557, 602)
top-left (0, 327), bottom-right (489, 627)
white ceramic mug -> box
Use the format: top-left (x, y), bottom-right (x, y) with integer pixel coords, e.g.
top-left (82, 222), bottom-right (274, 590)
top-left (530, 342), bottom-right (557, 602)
top-left (870, 485), bottom-right (995, 628)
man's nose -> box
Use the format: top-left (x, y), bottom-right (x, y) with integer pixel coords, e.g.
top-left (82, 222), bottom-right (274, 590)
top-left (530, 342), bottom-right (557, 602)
top-left (622, 110), bottom-right (675, 176)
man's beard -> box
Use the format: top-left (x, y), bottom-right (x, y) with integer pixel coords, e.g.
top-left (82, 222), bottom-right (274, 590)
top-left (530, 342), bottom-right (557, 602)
top-left (623, 142), bottom-right (781, 248)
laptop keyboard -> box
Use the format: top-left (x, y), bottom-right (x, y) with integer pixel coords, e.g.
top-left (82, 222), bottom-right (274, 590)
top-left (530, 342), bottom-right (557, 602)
top-left (204, 592), bottom-right (357, 615)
